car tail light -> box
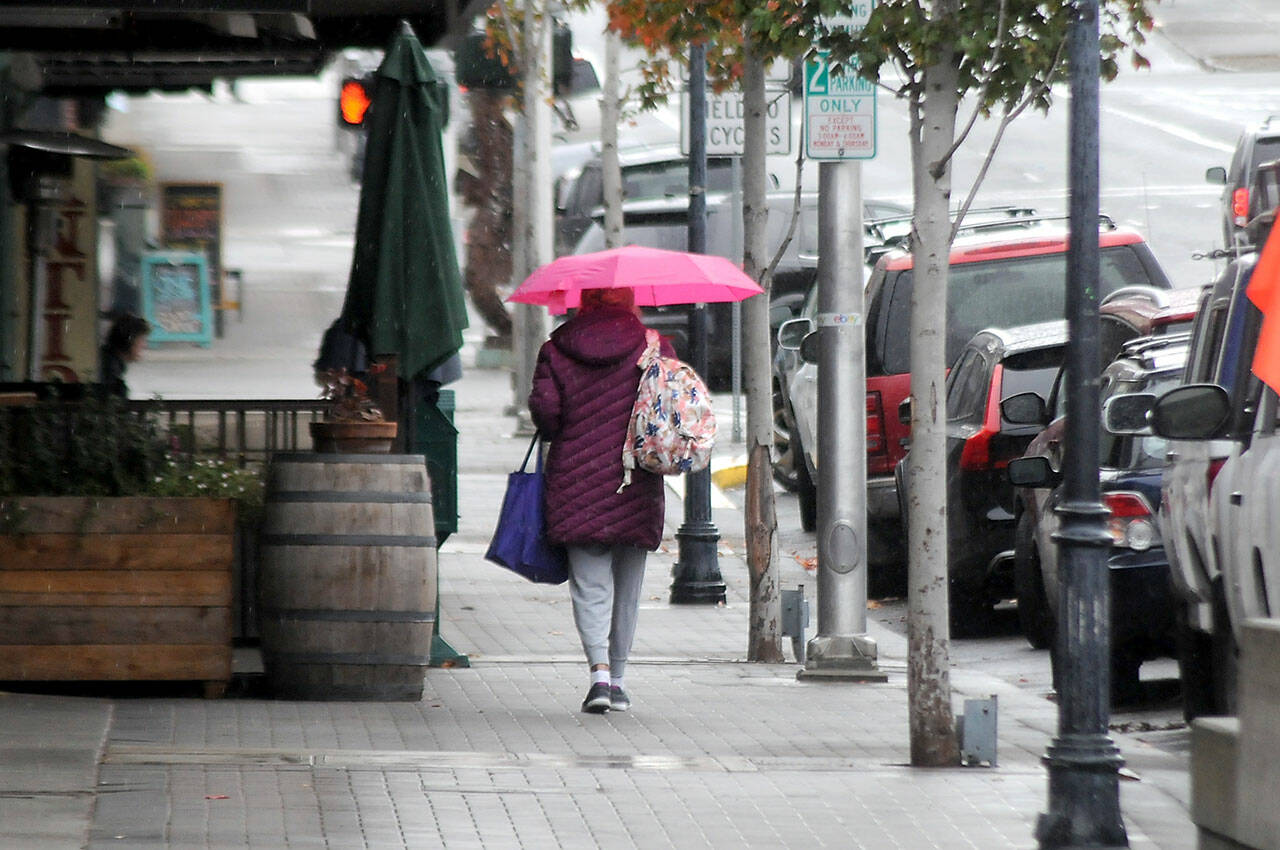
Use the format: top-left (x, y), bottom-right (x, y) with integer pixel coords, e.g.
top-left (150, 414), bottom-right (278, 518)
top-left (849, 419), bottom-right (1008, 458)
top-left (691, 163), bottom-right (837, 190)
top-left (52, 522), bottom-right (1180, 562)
top-left (1233, 186), bottom-right (1250, 227)
top-left (959, 364), bottom-right (1015, 471)
top-left (866, 391), bottom-right (886, 456)
top-left (1207, 457), bottom-right (1227, 491)
top-left (1104, 491), bottom-right (1157, 551)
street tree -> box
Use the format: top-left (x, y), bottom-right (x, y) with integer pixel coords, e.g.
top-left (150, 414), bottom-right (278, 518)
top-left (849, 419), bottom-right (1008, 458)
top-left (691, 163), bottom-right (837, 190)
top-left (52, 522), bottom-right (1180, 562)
top-left (814, 0), bottom-right (1154, 765)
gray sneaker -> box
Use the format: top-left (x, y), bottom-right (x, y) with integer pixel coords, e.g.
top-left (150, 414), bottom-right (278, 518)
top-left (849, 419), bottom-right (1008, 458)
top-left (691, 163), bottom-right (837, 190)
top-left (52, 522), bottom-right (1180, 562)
top-left (609, 685), bottom-right (631, 712)
top-left (581, 682), bottom-right (611, 713)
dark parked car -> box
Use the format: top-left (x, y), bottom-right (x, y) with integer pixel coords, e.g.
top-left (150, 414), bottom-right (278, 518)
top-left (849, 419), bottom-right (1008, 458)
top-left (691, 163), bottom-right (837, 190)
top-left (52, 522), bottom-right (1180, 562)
top-left (897, 321), bottom-right (1068, 631)
top-left (786, 216), bottom-right (1173, 584)
top-left (1007, 333), bottom-right (1192, 704)
top-left (1206, 115), bottom-right (1280, 249)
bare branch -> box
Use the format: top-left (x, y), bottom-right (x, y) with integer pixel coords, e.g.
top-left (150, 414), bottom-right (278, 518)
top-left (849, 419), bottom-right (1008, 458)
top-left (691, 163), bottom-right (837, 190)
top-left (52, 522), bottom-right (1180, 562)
top-left (765, 148), bottom-right (808, 284)
top-left (950, 37), bottom-right (1068, 240)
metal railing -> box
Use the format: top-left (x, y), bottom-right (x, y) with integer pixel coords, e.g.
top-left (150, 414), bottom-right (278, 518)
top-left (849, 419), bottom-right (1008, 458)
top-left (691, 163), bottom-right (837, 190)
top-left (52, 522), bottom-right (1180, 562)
top-left (126, 398), bottom-right (328, 466)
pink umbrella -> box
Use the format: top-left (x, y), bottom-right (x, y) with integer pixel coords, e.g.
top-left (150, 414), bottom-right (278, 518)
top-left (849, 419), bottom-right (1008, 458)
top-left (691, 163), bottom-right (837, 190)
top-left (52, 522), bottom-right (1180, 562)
top-left (508, 245), bottom-right (764, 315)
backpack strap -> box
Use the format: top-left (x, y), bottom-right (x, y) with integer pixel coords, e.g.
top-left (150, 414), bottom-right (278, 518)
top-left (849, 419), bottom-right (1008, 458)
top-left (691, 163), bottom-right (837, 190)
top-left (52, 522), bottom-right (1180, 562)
top-left (618, 329), bottom-right (662, 493)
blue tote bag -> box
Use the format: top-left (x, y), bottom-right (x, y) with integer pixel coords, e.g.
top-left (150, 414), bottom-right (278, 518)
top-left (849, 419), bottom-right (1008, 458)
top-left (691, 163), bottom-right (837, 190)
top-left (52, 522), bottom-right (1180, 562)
top-left (485, 433), bottom-right (569, 584)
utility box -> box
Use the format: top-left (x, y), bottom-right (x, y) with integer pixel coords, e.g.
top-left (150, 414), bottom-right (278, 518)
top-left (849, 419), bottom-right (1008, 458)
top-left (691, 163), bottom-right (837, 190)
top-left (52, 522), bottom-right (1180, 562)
top-left (780, 586), bottom-right (810, 664)
top-left (957, 695), bottom-right (998, 767)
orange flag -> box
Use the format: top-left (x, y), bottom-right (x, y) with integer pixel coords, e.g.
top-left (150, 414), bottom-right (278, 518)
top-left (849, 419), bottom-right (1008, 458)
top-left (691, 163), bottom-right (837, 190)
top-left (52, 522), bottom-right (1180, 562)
top-left (1247, 216), bottom-right (1280, 393)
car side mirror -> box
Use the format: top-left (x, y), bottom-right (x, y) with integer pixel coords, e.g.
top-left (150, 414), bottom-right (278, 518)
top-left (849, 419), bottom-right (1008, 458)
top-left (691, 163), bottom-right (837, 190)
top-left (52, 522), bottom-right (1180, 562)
top-left (1007, 456), bottom-right (1060, 489)
top-left (798, 330), bottom-right (820, 365)
top-left (777, 317), bottom-right (814, 351)
top-left (1103, 392), bottom-right (1157, 435)
top-left (1000, 391), bottom-right (1048, 426)
top-left (898, 397), bottom-right (912, 426)
top-left (1149, 383), bottom-right (1231, 440)
top-left (1205, 166), bottom-right (1228, 185)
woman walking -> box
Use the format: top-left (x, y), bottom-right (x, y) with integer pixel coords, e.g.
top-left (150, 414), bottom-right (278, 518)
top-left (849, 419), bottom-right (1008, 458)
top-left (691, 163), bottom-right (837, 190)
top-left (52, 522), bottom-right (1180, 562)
top-left (528, 287), bottom-right (672, 713)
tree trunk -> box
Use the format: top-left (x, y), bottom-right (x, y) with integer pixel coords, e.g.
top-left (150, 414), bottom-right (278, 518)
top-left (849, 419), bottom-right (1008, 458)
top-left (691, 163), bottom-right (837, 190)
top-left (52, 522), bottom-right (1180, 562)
top-left (510, 0), bottom-right (551, 425)
top-left (741, 46), bottom-right (784, 663)
top-left (601, 30), bottom-right (624, 249)
top-left (461, 91), bottom-right (514, 341)
top-left (905, 56), bottom-right (960, 766)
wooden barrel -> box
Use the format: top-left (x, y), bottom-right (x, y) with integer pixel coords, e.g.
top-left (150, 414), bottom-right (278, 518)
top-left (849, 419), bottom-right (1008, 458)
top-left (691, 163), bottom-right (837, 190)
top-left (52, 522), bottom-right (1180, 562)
top-left (258, 453), bottom-right (436, 701)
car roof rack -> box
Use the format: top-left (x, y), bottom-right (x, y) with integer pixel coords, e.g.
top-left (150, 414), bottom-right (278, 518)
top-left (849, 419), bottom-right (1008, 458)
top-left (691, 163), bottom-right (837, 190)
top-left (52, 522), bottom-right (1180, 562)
top-left (873, 212), bottom-right (1117, 255)
top-left (954, 212), bottom-right (1117, 236)
top-left (1118, 330), bottom-right (1193, 359)
top-left (863, 204), bottom-right (1038, 233)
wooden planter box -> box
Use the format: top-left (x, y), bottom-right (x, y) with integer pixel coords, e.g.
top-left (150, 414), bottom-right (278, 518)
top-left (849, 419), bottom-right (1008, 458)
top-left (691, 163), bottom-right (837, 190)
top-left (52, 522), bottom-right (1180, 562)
top-left (0, 497), bottom-right (235, 695)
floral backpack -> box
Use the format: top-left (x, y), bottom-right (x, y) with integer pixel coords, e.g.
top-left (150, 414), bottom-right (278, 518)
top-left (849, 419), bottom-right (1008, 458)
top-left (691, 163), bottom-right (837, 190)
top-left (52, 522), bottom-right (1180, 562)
top-left (619, 329), bottom-right (717, 491)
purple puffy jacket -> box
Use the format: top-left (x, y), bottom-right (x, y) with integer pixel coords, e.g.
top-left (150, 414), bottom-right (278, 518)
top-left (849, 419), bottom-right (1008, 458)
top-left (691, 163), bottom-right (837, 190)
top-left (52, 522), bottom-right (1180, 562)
top-left (528, 306), bottom-right (672, 550)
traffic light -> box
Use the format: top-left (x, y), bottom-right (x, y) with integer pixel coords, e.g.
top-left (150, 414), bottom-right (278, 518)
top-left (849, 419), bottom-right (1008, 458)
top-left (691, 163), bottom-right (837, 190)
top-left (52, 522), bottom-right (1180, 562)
top-left (338, 77), bottom-right (373, 127)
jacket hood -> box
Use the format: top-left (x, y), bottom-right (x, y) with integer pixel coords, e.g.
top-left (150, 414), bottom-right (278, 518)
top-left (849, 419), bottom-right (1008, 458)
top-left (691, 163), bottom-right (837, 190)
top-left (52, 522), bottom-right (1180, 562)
top-left (550, 306), bottom-right (646, 367)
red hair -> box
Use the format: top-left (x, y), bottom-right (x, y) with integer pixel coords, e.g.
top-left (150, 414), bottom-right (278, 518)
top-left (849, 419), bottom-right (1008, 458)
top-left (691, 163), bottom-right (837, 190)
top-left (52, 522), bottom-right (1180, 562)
top-left (579, 287), bottom-right (636, 313)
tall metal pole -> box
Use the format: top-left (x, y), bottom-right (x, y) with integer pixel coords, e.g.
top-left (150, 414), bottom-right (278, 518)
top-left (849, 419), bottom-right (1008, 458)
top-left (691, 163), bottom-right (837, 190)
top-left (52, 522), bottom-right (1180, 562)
top-left (671, 41), bottom-right (726, 605)
top-left (798, 160), bottom-right (884, 681)
top-left (1036, 1), bottom-right (1127, 846)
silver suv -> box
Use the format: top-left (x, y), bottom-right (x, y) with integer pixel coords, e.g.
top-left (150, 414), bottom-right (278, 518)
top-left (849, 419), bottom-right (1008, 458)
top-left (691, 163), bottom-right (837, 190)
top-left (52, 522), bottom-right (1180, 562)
top-left (1151, 257), bottom-right (1263, 719)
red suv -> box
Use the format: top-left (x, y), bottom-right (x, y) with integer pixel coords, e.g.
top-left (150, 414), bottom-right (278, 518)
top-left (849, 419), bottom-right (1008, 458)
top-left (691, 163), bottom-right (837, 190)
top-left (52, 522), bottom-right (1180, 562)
top-left (786, 217), bottom-right (1172, 587)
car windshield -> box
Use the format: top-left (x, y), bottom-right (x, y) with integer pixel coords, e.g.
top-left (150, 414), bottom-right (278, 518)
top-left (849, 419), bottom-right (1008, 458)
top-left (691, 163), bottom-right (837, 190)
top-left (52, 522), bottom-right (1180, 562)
top-left (622, 159), bottom-right (735, 202)
top-left (882, 244), bottom-right (1155, 374)
top-left (999, 346), bottom-right (1065, 426)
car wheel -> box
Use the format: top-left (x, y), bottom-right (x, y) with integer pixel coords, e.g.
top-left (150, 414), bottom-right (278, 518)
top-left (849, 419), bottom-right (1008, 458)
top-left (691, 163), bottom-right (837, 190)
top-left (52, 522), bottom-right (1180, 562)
top-left (866, 519), bottom-right (908, 598)
top-left (794, 439), bottom-right (817, 533)
top-left (1175, 605), bottom-right (1216, 722)
top-left (949, 583), bottom-right (996, 638)
top-left (1111, 649), bottom-right (1143, 708)
top-left (1014, 512), bottom-right (1053, 650)
top-left (1210, 579), bottom-right (1239, 716)
top-left (771, 382), bottom-right (800, 492)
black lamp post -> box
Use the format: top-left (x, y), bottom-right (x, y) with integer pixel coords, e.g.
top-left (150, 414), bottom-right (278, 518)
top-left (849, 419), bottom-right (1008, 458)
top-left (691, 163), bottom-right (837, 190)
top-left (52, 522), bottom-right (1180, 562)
top-left (671, 41), bottom-right (726, 605)
top-left (1036, 1), bottom-right (1128, 847)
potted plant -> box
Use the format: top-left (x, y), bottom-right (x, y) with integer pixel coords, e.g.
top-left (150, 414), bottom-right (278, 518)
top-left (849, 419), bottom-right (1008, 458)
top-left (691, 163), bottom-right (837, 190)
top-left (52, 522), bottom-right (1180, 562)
top-left (311, 366), bottom-right (398, 453)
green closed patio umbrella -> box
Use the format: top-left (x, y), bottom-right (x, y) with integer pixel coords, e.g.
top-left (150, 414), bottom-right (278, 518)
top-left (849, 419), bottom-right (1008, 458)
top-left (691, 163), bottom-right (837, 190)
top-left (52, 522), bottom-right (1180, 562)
top-left (340, 21), bottom-right (469, 384)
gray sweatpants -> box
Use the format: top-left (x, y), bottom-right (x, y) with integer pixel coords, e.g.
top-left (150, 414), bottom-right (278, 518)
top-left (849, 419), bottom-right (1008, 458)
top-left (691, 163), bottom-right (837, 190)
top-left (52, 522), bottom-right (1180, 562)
top-left (566, 543), bottom-right (648, 678)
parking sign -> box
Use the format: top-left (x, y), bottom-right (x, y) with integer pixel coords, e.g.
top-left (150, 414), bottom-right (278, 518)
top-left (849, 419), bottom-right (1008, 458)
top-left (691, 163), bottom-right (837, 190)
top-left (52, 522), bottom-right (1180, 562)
top-left (804, 54), bottom-right (876, 160)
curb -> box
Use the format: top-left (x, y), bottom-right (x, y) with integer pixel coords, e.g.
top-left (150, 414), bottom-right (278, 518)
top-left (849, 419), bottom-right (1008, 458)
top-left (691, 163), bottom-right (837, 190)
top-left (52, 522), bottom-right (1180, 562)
top-left (710, 455), bottom-right (749, 489)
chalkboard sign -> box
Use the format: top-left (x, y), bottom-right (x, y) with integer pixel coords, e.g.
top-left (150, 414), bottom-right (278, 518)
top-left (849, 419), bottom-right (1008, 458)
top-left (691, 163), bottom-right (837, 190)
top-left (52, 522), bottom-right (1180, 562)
top-left (160, 182), bottom-right (224, 335)
top-left (140, 251), bottom-right (213, 347)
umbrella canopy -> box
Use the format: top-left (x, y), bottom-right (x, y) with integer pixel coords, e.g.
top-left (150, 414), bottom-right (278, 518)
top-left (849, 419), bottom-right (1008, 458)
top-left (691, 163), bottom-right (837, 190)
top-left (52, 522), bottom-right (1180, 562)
top-left (339, 22), bottom-right (468, 380)
top-left (508, 245), bottom-right (764, 315)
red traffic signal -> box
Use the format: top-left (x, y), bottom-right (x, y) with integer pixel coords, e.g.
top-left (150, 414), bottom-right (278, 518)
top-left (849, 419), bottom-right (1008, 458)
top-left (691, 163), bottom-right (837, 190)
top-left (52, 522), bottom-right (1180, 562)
top-left (339, 77), bottom-right (372, 127)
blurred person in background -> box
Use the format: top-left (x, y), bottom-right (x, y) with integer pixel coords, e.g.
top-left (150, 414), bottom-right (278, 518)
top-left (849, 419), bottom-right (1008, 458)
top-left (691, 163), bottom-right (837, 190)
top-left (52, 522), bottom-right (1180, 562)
top-left (100, 313), bottom-right (151, 399)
